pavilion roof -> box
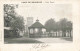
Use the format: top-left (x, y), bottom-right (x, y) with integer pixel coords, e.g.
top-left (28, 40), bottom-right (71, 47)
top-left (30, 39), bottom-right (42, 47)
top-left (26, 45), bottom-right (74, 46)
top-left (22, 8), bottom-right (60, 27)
top-left (29, 20), bottom-right (45, 28)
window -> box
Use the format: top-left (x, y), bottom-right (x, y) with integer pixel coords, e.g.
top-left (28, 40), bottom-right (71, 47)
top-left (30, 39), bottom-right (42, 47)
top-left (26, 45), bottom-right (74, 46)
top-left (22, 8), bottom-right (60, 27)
top-left (30, 29), bottom-right (33, 34)
top-left (42, 28), bottom-right (46, 34)
top-left (35, 28), bottom-right (38, 33)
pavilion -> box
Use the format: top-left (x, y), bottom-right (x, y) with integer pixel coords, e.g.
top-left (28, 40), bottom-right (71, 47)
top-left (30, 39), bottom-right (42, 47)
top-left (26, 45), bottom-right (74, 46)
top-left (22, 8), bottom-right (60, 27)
top-left (28, 19), bottom-right (46, 38)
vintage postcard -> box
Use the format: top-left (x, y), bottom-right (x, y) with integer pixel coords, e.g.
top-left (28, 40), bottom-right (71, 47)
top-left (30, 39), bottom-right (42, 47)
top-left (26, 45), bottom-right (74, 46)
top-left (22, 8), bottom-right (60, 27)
top-left (0, 0), bottom-right (80, 51)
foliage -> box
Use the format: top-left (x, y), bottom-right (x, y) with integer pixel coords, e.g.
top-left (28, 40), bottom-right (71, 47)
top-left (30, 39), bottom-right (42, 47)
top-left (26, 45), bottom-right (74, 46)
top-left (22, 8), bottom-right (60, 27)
top-left (4, 4), bottom-right (24, 31)
top-left (45, 18), bottom-right (56, 32)
top-left (4, 4), bottom-right (16, 27)
top-left (45, 18), bottom-right (72, 32)
top-left (10, 16), bottom-right (24, 31)
top-left (59, 18), bottom-right (72, 31)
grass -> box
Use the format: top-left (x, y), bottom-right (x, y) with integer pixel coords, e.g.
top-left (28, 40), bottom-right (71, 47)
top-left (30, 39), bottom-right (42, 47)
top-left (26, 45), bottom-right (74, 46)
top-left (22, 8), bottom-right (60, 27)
top-left (4, 37), bottom-right (72, 44)
top-left (4, 37), bottom-right (43, 44)
top-left (60, 37), bottom-right (73, 41)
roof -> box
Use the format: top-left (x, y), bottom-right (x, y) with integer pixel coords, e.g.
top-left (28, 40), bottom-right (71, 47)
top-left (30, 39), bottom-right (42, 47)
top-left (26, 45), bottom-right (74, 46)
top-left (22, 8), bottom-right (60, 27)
top-left (29, 20), bottom-right (45, 28)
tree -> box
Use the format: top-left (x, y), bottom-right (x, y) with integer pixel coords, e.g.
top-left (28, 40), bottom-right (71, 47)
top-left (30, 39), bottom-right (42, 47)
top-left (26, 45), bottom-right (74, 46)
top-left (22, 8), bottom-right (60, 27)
top-left (58, 18), bottom-right (67, 37)
top-left (4, 4), bottom-right (24, 37)
top-left (45, 18), bottom-right (56, 32)
top-left (4, 4), bottom-right (16, 27)
top-left (59, 18), bottom-right (72, 37)
top-left (10, 16), bottom-right (24, 31)
top-left (4, 4), bottom-right (24, 31)
top-left (66, 21), bottom-right (72, 37)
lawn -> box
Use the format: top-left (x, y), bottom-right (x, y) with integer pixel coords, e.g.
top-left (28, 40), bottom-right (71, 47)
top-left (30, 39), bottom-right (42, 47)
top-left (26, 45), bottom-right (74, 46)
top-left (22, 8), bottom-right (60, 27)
top-left (60, 37), bottom-right (73, 41)
top-left (4, 37), bottom-right (43, 44)
top-left (4, 37), bottom-right (72, 44)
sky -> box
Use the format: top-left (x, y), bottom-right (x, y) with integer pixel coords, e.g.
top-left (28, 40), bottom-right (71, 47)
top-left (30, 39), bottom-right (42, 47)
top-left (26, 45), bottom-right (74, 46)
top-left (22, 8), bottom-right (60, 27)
top-left (15, 3), bottom-right (72, 25)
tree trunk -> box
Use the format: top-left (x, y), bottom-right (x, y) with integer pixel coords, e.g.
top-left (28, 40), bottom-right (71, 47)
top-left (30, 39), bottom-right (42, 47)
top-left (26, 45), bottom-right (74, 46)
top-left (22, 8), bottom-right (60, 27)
top-left (62, 30), bottom-right (66, 37)
top-left (70, 30), bottom-right (71, 37)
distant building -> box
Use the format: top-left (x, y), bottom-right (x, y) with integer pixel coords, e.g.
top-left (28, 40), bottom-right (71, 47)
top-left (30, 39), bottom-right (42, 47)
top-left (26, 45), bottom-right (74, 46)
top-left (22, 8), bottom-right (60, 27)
top-left (27, 17), bottom-right (33, 27)
top-left (26, 17), bottom-right (33, 37)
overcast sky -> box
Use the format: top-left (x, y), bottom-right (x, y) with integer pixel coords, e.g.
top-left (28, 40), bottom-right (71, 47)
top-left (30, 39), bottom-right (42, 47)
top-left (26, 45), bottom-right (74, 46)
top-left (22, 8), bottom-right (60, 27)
top-left (15, 4), bottom-right (72, 25)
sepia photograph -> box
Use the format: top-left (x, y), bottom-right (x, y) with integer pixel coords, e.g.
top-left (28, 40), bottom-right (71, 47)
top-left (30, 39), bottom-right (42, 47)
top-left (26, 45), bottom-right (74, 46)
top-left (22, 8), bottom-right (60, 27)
top-left (4, 4), bottom-right (73, 44)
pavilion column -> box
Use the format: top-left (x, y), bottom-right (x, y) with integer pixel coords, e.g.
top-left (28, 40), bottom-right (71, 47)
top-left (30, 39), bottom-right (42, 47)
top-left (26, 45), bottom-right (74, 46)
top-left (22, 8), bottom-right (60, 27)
top-left (56, 31), bottom-right (57, 37)
top-left (40, 28), bottom-right (42, 37)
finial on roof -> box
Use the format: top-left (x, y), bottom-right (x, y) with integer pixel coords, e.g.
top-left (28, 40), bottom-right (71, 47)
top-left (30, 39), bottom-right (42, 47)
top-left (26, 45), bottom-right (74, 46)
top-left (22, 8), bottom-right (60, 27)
top-left (36, 17), bottom-right (39, 22)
